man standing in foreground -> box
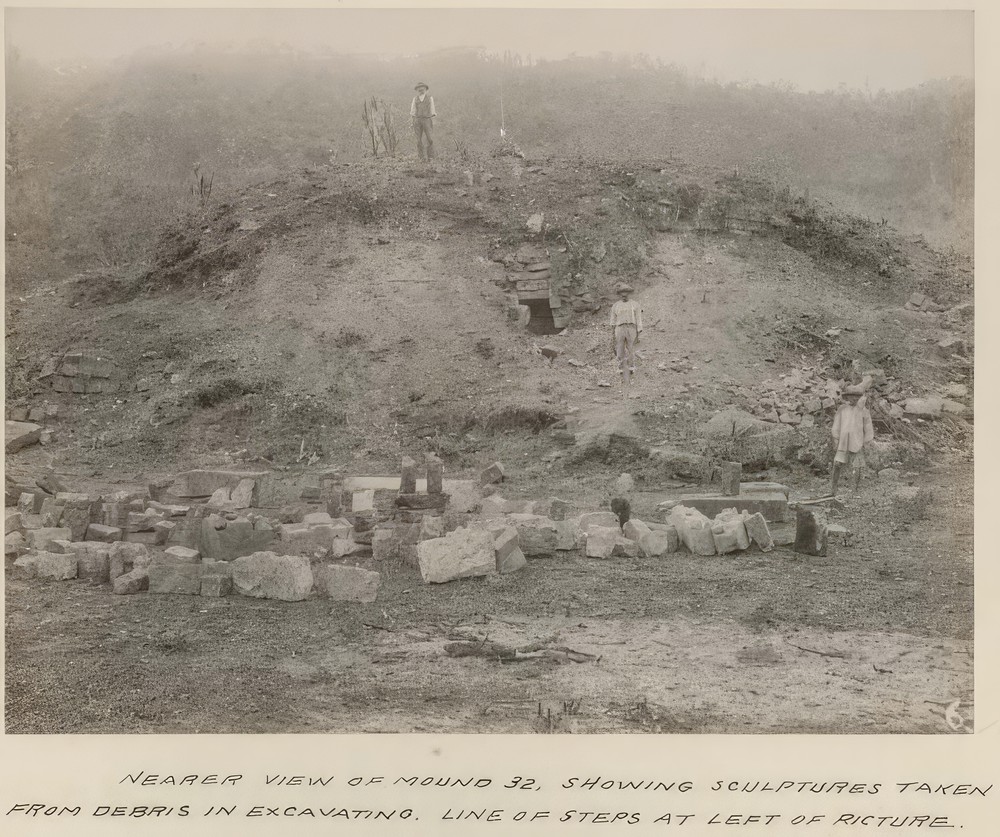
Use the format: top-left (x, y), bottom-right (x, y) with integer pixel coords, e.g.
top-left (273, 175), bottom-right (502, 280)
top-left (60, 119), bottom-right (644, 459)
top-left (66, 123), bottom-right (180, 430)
top-left (410, 82), bottom-right (436, 161)
top-left (609, 281), bottom-right (643, 391)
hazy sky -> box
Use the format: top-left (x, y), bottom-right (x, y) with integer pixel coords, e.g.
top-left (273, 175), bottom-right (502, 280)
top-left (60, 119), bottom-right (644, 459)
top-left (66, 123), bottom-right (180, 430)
top-left (5, 7), bottom-right (973, 92)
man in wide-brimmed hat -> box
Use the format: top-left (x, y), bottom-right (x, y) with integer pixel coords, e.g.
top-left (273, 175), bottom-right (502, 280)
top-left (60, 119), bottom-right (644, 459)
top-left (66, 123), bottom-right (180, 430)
top-left (609, 281), bottom-right (643, 389)
top-left (410, 82), bottom-right (437, 161)
top-left (830, 383), bottom-right (874, 496)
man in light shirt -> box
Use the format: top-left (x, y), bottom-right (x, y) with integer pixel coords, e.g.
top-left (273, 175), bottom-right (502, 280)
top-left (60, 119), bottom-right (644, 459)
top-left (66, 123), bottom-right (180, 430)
top-left (410, 82), bottom-right (436, 161)
top-left (609, 281), bottom-right (643, 389)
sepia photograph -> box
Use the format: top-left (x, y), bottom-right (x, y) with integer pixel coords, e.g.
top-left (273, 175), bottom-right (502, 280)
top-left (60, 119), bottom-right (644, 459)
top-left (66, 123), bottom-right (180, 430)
top-left (4, 6), bottom-right (975, 736)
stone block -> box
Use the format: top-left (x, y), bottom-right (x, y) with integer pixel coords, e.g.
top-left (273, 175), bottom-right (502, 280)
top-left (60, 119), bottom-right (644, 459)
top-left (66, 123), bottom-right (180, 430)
top-left (659, 492), bottom-right (789, 523)
top-left (395, 492), bottom-right (448, 510)
top-left (372, 529), bottom-right (400, 562)
top-left (638, 526), bottom-right (679, 557)
top-left (86, 523), bottom-right (123, 542)
top-left (549, 498), bottom-right (573, 521)
top-left (793, 509), bottom-right (828, 557)
top-left (124, 525), bottom-right (170, 546)
top-left (612, 538), bottom-right (639, 558)
top-left (232, 552), bottom-right (314, 601)
top-left (5, 421), bottom-right (42, 453)
top-left (352, 490), bottom-right (375, 513)
top-left (200, 575), bottom-right (232, 597)
top-left (200, 560), bottom-right (233, 578)
top-left (490, 524), bottom-right (525, 573)
top-left (164, 545), bottom-right (201, 563)
top-left (552, 517), bottom-right (580, 551)
top-left (72, 542), bottom-right (112, 582)
top-left (711, 509), bottom-right (751, 555)
top-left (741, 512), bottom-right (774, 552)
top-left (6, 531), bottom-right (26, 557)
top-left (480, 494), bottom-right (507, 518)
top-left (47, 539), bottom-right (75, 554)
top-left (25, 527), bottom-right (73, 551)
top-left (60, 507), bottom-right (92, 541)
top-left (444, 479), bottom-right (481, 514)
top-left (34, 550), bottom-right (79, 581)
top-left (13, 553), bottom-right (38, 575)
top-left (904, 397), bottom-right (943, 419)
top-left (201, 515), bottom-right (274, 560)
top-left (720, 461), bottom-right (742, 496)
top-left (425, 454), bottom-right (444, 494)
top-left (329, 538), bottom-right (370, 559)
top-left (585, 525), bottom-right (619, 559)
top-left (314, 564), bottom-right (381, 602)
top-left (506, 513), bottom-right (560, 556)
top-left (479, 462), bottom-right (506, 486)
top-left (17, 492), bottom-right (39, 516)
top-left (113, 569), bottom-right (149, 595)
top-left (109, 542), bottom-right (150, 580)
top-left (6, 510), bottom-right (22, 535)
top-left (622, 519), bottom-right (652, 542)
top-left (168, 469), bottom-right (269, 499)
top-left (39, 497), bottom-right (65, 527)
top-left (230, 478), bottom-right (257, 509)
top-left (147, 562), bottom-right (202, 595)
top-left (303, 511), bottom-right (334, 527)
top-left (400, 456), bottom-right (419, 494)
top-left (668, 506), bottom-right (717, 556)
top-left (578, 511), bottom-right (621, 535)
top-left (417, 527), bottom-right (496, 584)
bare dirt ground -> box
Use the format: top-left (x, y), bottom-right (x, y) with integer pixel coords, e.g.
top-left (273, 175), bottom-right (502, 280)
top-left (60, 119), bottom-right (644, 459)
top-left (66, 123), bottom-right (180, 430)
top-left (5, 157), bottom-right (974, 734)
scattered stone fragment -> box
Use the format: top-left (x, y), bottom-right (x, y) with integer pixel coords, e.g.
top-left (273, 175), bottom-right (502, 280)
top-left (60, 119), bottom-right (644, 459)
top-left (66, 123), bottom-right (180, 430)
top-left (230, 478), bottom-right (257, 509)
top-left (793, 508), bottom-right (828, 557)
top-left (5, 421), bottom-right (42, 453)
top-left (668, 506), bottom-right (717, 556)
top-left (505, 513), bottom-right (560, 556)
top-left (638, 526), bottom-right (679, 558)
top-left (232, 552), bottom-right (314, 601)
top-left (720, 461), bottom-right (741, 496)
top-left (479, 462), bottom-right (506, 486)
top-left (164, 545), bottom-right (201, 563)
top-left (86, 523), bottom-right (123, 542)
top-left (711, 509), bottom-right (751, 555)
top-left (147, 562), bottom-right (202, 595)
top-left (72, 542), bottom-right (112, 582)
top-left (417, 527), bottom-right (496, 584)
top-left (490, 525), bottom-right (527, 574)
top-left (741, 512), bottom-right (774, 552)
top-left (5, 531), bottom-right (26, 557)
top-left (585, 525), bottom-right (619, 559)
top-left (303, 511), bottom-right (334, 527)
top-left (314, 565), bottom-right (381, 602)
top-left (26, 527), bottom-right (72, 551)
top-left (109, 542), bottom-right (150, 580)
top-left (113, 568), bottom-right (149, 595)
top-left (622, 518), bottom-right (652, 542)
top-left (6, 510), bottom-right (23, 535)
top-left (199, 574), bottom-right (232, 597)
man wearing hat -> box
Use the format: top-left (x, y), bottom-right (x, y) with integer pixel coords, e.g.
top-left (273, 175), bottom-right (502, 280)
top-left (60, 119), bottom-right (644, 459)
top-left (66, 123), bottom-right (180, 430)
top-left (609, 281), bottom-right (643, 389)
top-left (410, 82), bottom-right (437, 161)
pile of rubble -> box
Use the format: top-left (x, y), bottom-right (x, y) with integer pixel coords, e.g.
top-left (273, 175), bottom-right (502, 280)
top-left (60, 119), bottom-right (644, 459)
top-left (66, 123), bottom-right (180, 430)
top-left (5, 403), bottom-right (60, 451)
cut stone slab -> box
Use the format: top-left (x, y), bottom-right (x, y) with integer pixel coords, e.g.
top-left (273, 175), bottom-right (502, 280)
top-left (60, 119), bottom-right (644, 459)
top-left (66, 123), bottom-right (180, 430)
top-left (200, 560), bottom-right (233, 578)
top-left (35, 550), bottom-right (79, 580)
top-left (659, 492), bottom-right (789, 523)
top-left (505, 513), bottom-right (560, 556)
top-left (230, 478), bottom-right (257, 509)
top-left (711, 509), bottom-right (751, 555)
top-left (417, 527), bottom-right (496, 584)
top-left (168, 469), bottom-right (268, 499)
top-left (147, 562), bottom-right (202, 595)
top-left (232, 552), bottom-right (314, 601)
top-left (72, 542), bottom-right (112, 582)
top-left (611, 538), bottom-right (639, 558)
top-left (314, 564), bottom-right (381, 602)
top-left (549, 498), bottom-right (573, 521)
top-left (491, 525), bottom-right (527, 574)
top-left (6, 510), bottom-right (23, 535)
top-left (904, 397), bottom-right (944, 419)
top-left (372, 529), bottom-right (400, 562)
top-left (552, 517), bottom-right (580, 551)
top-left (639, 526), bottom-right (679, 557)
top-left (303, 511), bottom-right (334, 527)
top-left (425, 454), bottom-right (444, 494)
top-left (113, 568), bottom-right (149, 595)
top-left (793, 508), bottom-right (828, 557)
top-left (445, 480), bottom-right (481, 514)
top-left (578, 511), bottom-right (621, 535)
top-left (668, 506), bottom-right (717, 556)
top-left (400, 456), bottom-right (419, 494)
top-left (329, 538), bottom-right (370, 559)
top-left (395, 492), bottom-right (448, 511)
top-left (201, 515), bottom-right (274, 561)
top-left (200, 575), bottom-right (232, 597)
top-left (5, 421), bottom-right (43, 453)
top-left (13, 553), bottom-right (38, 575)
top-left (86, 523), bottom-right (123, 542)
top-left (6, 531), bottom-right (26, 556)
top-left (26, 527), bottom-right (72, 551)
top-left (720, 461), bottom-right (742, 496)
top-left (585, 525), bottom-right (619, 559)
top-left (164, 545), bottom-right (201, 563)
top-left (741, 512), bottom-right (774, 552)
top-left (622, 518), bottom-right (652, 542)
top-left (479, 462), bottom-right (506, 486)
top-left (109, 542), bottom-right (151, 580)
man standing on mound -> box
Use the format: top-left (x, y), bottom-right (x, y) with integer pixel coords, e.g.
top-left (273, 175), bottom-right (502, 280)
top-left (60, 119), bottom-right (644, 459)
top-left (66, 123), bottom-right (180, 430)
top-left (410, 82), bottom-right (436, 161)
top-left (609, 281), bottom-right (643, 390)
